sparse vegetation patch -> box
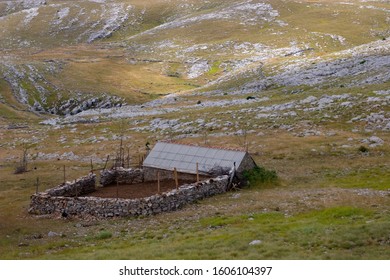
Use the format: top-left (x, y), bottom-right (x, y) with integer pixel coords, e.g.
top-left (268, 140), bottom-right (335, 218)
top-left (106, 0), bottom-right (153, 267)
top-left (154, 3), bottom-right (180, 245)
top-left (243, 166), bottom-right (278, 186)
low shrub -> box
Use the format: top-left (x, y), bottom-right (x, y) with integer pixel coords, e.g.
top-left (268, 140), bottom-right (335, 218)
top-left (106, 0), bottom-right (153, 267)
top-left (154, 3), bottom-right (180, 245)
top-left (243, 166), bottom-right (278, 186)
top-left (97, 231), bottom-right (112, 240)
top-left (358, 145), bottom-right (369, 153)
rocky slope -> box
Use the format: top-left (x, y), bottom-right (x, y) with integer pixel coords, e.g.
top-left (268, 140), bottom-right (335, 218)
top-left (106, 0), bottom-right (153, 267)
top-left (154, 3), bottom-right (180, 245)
top-left (0, 0), bottom-right (389, 117)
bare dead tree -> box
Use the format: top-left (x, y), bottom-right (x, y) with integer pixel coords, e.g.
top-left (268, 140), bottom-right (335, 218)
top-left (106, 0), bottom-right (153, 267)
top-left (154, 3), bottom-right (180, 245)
top-left (201, 124), bottom-right (209, 146)
top-left (235, 122), bottom-right (249, 152)
top-left (114, 120), bottom-right (126, 168)
top-left (14, 145), bottom-right (29, 174)
top-left (126, 147), bottom-right (131, 168)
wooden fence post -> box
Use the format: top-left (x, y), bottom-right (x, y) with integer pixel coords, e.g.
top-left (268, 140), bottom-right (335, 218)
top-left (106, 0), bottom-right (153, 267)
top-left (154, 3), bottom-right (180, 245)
top-left (115, 179), bottom-right (119, 199)
top-left (196, 162), bottom-right (199, 183)
top-left (157, 171), bottom-right (160, 194)
top-left (103, 155), bottom-right (110, 170)
top-left (35, 177), bottom-right (39, 194)
top-left (127, 147), bottom-right (130, 168)
top-left (63, 165), bottom-right (66, 184)
top-left (174, 168), bottom-right (179, 189)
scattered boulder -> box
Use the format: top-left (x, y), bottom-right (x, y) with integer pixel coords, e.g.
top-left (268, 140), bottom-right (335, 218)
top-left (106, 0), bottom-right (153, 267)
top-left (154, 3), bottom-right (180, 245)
top-left (249, 240), bottom-right (262, 246)
top-left (362, 136), bottom-right (384, 147)
top-left (48, 231), bottom-right (60, 237)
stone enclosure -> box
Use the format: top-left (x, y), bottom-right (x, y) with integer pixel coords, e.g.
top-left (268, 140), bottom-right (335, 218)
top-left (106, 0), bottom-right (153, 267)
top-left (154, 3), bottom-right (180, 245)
top-left (28, 168), bottom-right (232, 219)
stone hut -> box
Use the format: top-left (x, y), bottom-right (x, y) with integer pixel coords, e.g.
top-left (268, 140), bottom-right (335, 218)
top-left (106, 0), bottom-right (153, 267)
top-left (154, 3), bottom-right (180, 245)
top-left (142, 141), bottom-right (257, 181)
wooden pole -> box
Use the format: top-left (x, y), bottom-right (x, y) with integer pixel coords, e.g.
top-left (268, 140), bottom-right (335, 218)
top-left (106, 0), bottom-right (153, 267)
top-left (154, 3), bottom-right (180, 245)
top-left (63, 165), bottom-right (66, 184)
top-left (127, 147), bottom-right (130, 168)
top-left (103, 155), bottom-right (110, 170)
top-left (90, 159), bottom-right (93, 172)
top-left (174, 168), bottom-right (179, 189)
top-left (157, 171), bottom-right (160, 194)
top-left (119, 137), bottom-right (124, 167)
top-left (196, 162), bottom-right (199, 183)
top-left (35, 177), bottom-right (39, 194)
top-left (116, 180), bottom-right (119, 199)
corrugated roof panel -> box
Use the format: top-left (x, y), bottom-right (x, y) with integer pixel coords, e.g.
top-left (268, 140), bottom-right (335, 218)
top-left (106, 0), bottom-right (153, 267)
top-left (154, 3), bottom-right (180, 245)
top-left (184, 146), bottom-right (195, 155)
top-left (206, 149), bottom-right (218, 159)
top-left (168, 160), bottom-right (178, 169)
top-left (166, 153), bottom-right (175, 160)
top-left (189, 155), bottom-right (197, 163)
top-left (198, 164), bottom-right (208, 173)
top-left (187, 162), bottom-right (197, 172)
top-left (176, 145), bottom-right (186, 155)
top-left (226, 150), bottom-right (235, 159)
top-left (196, 148), bottom-right (208, 157)
top-left (169, 144), bottom-right (178, 153)
top-left (143, 142), bottom-right (248, 174)
top-left (154, 142), bottom-right (164, 152)
top-left (162, 159), bottom-right (171, 167)
top-left (157, 151), bottom-right (165, 159)
top-left (152, 151), bottom-right (160, 158)
top-left (176, 154), bottom-right (185, 161)
top-left (183, 163), bottom-right (196, 173)
top-left (221, 159), bottom-right (234, 167)
top-left (214, 150), bottom-right (226, 159)
top-left (181, 155), bottom-right (190, 162)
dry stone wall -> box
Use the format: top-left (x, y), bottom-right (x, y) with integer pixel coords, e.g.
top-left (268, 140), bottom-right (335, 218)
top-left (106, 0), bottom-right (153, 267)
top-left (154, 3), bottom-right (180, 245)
top-left (100, 168), bottom-right (143, 186)
top-left (29, 175), bottom-right (229, 218)
top-left (47, 174), bottom-right (96, 197)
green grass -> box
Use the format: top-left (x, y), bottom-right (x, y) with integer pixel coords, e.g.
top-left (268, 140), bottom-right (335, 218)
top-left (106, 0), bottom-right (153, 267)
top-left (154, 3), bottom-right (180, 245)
top-left (6, 206), bottom-right (387, 260)
top-left (208, 61), bottom-right (222, 75)
top-left (89, 231), bottom-right (113, 241)
top-left (325, 166), bottom-right (390, 191)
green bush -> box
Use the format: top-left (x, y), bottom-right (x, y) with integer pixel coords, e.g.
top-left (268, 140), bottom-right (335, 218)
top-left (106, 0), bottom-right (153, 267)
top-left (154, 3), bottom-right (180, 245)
top-left (97, 231), bottom-right (112, 240)
top-left (243, 166), bottom-right (278, 185)
top-left (358, 145), bottom-right (369, 153)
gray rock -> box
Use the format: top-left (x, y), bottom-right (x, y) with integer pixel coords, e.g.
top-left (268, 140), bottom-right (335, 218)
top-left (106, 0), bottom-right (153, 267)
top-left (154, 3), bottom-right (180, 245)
top-left (300, 96), bottom-right (317, 104)
top-left (48, 231), bottom-right (59, 237)
top-left (249, 240), bottom-right (262, 246)
top-left (362, 136), bottom-right (384, 147)
top-left (232, 193), bottom-right (241, 199)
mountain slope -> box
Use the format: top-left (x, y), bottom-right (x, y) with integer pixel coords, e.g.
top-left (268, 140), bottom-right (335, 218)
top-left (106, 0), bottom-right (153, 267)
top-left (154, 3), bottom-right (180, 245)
top-left (0, 0), bottom-right (389, 117)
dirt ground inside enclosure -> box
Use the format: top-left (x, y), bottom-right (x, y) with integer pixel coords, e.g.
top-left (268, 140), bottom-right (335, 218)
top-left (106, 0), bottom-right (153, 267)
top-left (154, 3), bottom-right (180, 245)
top-left (86, 179), bottom-right (197, 199)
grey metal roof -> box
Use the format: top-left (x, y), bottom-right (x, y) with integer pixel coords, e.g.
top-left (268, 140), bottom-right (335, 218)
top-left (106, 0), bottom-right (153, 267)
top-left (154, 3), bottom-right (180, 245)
top-left (143, 142), bottom-right (247, 174)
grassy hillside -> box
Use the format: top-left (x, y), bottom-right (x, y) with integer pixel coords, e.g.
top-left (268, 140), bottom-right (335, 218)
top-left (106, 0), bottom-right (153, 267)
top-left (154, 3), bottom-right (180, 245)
top-left (0, 0), bottom-right (389, 260)
top-left (1, 0), bottom-right (389, 115)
